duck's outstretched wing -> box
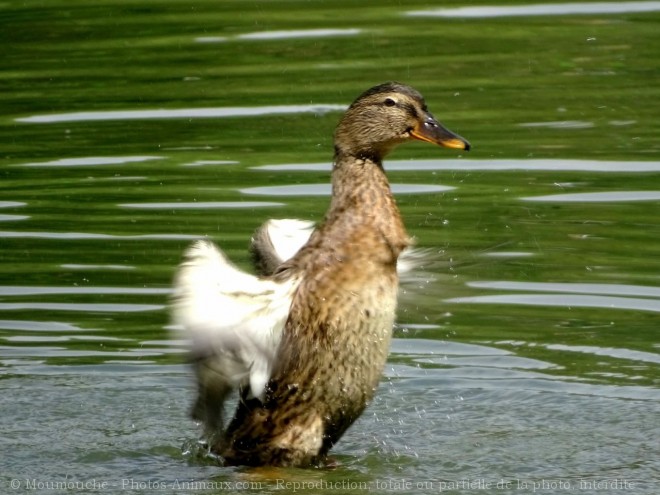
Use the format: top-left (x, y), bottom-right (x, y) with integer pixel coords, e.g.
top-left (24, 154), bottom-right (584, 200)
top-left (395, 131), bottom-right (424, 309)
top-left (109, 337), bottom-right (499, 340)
top-left (250, 218), bottom-right (433, 282)
top-left (250, 218), bottom-right (315, 276)
top-left (172, 240), bottom-right (299, 403)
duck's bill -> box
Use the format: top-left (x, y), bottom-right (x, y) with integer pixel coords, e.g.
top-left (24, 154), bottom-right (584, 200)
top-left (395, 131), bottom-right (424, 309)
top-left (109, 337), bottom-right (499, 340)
top-left (411, 117), bottom-right (471, 151)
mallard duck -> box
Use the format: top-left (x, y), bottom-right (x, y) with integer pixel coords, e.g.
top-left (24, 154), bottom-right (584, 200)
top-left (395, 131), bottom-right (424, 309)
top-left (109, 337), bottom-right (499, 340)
top-left (172, 82), bottom-right (470, 467)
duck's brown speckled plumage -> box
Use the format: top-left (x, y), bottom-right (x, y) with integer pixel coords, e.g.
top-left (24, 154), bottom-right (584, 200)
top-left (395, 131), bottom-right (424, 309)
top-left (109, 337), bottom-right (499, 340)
top-left (175, 82), bottom-right (470, 467)
top-left (223, 160), bottom-right (406, 466)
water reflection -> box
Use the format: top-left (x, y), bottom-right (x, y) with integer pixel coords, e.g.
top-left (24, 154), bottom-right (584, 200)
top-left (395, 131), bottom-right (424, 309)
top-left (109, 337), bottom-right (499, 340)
top-left (17, 156), bottom-right (162, 167)
top-left (450, 280), bottom-right (660, 314)
top-left (0, 214), bottom-right (28, 222)
top-left (0, 231), bottom-right (200, 240)
top-left (0, 346), bottom-right (163, 358)
top-left (182, 160), bottom-right (239, 167)
top-left (5, 335), bottom-right (127, 343)
top-left (17, 105), bottom-right (346, 124)
top-left (0, 286), bottom-right (171, 296)
top-left (240, 183), bottom-right (455, 196)
top-left (388, 340), bottom-right (660, 400)
top-left (446, 294), bottom-right (660, 313)
top-left (391, 338), bottom-right (509, 356)
top-left (522, 191), bottom-right (660, 202)
top-left (469, 281), bottom-right (660, 298)
top-left (423, 354), bottom-right (559, 370)
top-left (88, 176), bottom-right (147, 182)
top-left (0, 320), bottom-right (84, 332)
top-left (195, 28), bottom-right (361, 44)
top-left (482, 252), bottom-right (534, 258)
top-left (392, 339), bottom-right (558, 369)
top-left (253, 159), bottom-right (660, 172)
top-left (60, 264), bottom-right (136, 271)
top-left (237, 28), bottom-right (361, 40)
top-left (518, 120), bottom-right (594, 129)
top-left (194, 36), bottom-right (228, 43)
top-left (406, 1), bottom-right (660, 18)
top-left (544, 344), bottom-right (660, 365)
top-left (119, 201), bottom-right (283, 209)
top-left (0, 303), bottom-right (164, 312)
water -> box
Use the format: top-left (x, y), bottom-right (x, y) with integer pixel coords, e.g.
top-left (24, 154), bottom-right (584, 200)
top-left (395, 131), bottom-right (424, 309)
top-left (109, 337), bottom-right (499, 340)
top-left (1, 1), bottom-right (659, 494)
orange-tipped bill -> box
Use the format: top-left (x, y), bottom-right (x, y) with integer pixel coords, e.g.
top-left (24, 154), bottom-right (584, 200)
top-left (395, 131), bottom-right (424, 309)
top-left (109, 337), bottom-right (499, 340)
top-left (411, 117), bottom-right (471, 151)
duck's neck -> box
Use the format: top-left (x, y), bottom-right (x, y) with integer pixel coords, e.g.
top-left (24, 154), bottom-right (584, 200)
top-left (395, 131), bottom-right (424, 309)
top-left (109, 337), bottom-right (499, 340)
top-left (326, 149), bottom-right (410, 257)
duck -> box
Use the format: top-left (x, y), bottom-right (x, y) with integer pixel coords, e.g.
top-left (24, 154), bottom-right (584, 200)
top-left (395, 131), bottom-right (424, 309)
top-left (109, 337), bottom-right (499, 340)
top-left (172, 82), bottom-right (470, 467)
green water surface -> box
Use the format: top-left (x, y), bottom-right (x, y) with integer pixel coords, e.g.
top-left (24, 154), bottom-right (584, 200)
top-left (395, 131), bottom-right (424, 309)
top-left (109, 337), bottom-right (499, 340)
top-left (1, 1), bottom-right (659, 494)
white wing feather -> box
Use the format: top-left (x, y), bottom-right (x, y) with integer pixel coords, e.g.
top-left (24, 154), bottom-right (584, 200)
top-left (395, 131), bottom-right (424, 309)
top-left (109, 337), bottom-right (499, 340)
top-left (263, 218), bottom-right (315, 263)
top-left (258, 218), bottom-right (430, 281)
top-left (172, 239), bottom-right (298, 400)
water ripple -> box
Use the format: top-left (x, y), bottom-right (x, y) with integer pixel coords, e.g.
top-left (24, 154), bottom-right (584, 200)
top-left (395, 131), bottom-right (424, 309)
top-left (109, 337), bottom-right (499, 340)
top-left (446, 294), bottom-right (660, 313)
top-left (194, 36), bottom-right (228, 43)
top-left (0, 231), bottom-right (201, 240)
top-left (521, 190), bottom-right (660, 202)
top-left (0, 303), bottom-right (164, 312)
top-left (388, 363), bottom-right (660, 401)
top-left (385, 339), bottom-right (660, 400)
top-left (253, 158), bottom-right (660, 173)
top-left (119, 201), bottom-right (283, 209)
top-left (0, 214), bottom-right (29, 222)
top-left (16, 105), bottom-right (346, 124)
top-left (195, 28), bottom-right (361, 43)
top-left (482, 251), bottom-right (535, 258)
top-left (4, 335), bottom-right (128, 343)
top-left (181, 160), bottom-right (239, 167)
top-left (544, 344), bottom-right (660, 365)
top-left (60, 264), bottom-right (136, 271)
top-left (430, 355), bottom-right (559, 370)
top-left (237, 28), bottom-right (361, 40)
top-left (0, 286), bottom-right (171, 296)
top-left (16, 156), bottom-right (163, 167)
top-left (518, 120), bottom-right (594, 129)
top-left (469, 281), bottom-right (660, 298)
top-left (241, 183), bottom-right (455, 197)
top-left (0, 320), bottom-right (84, 332)
top-left (406, 2), bottom-right (660, 18)
top-left (391, 339), bottom-right (558, 371)
top-left (391, 338), bottom-right (509, 356)
top-left (0, 345), bottom-right (163, 358)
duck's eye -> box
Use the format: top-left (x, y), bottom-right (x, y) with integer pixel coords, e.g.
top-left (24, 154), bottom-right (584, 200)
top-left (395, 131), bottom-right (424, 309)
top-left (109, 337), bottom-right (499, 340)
top-left (384, 98), bottom-right (397, 107)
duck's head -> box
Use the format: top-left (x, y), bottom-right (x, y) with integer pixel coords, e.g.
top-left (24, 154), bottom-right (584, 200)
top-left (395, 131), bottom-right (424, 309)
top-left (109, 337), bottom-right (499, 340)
top-left (334, 82), bottom-right (470, 161)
